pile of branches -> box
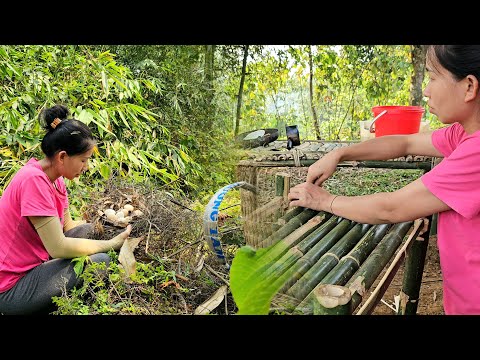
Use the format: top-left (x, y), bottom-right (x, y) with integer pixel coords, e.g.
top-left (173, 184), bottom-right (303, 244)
top-left (62, 177), bottom-right (237, 315)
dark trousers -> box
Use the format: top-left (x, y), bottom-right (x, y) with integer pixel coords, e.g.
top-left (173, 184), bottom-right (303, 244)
top-left (0, 224), bottom-right (110, 315)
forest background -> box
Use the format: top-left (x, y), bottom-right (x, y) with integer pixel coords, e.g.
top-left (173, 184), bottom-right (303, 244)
top-left (0, 45), bottom-right (437, 215)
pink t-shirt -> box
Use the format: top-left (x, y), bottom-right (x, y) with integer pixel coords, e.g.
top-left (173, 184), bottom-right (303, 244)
top-left (421, 122), bottom-right (480, 314)
top-left (0, 158), bottom-right (68, 292)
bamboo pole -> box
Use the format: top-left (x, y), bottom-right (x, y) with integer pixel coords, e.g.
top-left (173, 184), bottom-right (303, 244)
top-left (271, 174), bottom-right (289, 233)
top-left (277, 206), bottom-right (305, 225)
top-left (313, 284), bottom-right (352, 315)
top-left (321, 223), bottom-right (392, 285)
top-left (258, 208), bottom-right (320, 248)
top-left (283, 174), bottom-right (290, 201)
top-left (275, 173), bottom-right (285, 197)
top-left (398, 217), bottom-right (432, 315)
top-left (429, 213), bottom-right (437, 236)
top-left (296, 216), bottom-right (345, 254)
top-left (287, 222), bottom-right (373, 302)
top-left (260, 214), bottom-right (327, 278)
top-left (354, 219), bottom-right (424, 315)
top-left (295, 223), bottom-right (391, 314)
top-left (244, 159), bottom-right (433, 171)
top-left (278, 218), bottom-right (353, 294)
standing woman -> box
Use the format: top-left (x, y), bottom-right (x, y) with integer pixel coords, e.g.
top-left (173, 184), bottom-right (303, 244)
top-left (0, 104), bottom-right (132, 315)
top-left (288, 45), bottom-right (480, 314)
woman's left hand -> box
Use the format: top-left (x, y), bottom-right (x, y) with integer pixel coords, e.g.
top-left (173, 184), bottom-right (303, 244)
top-left (287, 182), bottom-right (334, 211)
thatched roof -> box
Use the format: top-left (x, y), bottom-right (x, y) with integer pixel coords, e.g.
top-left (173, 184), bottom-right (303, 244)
top-left (239, 140), bottom-right (435, 166)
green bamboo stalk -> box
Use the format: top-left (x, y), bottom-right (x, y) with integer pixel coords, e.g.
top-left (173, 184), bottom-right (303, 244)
top-left (277, 217), bottom-right (353, 294)
top-left (297, 216), bottom-right (345, 254)
top-left (271, 174), bottom-right (290, 233)
top-left (313, 284), bottom-right (352, 315)
top-left (249, 159), bottom-right (432, 171)
top-left (258, 208), bottom-right (320, 248)
top-left (344, 221), bottom-right (414, 313)
top-left (429, 213), bottom-right (437, 236)
top-left (398, 216), bottom-right (432, 315)
top-left (278, 206), bottom-right (305, 225)
top-left (287, 222), bottom-right (372, 301)
top-left (260, 214), bottom-right (327, 278)
top-left (321, 223), bottom-right (392, 285)
top-left (275, 173), bottom-right (286, 197)
top-left (295, 223), bottom-right (391, 313)
top-left (353, 220), bottom-right (424, 315)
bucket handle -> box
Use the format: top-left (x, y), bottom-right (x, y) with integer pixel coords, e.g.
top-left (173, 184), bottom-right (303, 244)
top-left (369, 110), bottom-right (388, 133)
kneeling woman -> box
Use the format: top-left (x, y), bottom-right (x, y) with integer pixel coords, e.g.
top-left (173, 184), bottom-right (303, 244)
top-left (0, 104), bottom-right (132, 315)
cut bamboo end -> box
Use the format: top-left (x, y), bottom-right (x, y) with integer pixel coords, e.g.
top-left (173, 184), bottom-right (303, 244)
top-left (313, 284), bottom-right (352, 315)
top-left (315, 284), bottom-right (351, 307)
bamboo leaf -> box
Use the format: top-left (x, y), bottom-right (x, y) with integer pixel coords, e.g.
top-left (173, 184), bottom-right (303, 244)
top-left (101, 70), bottom-right (109, 97)
top-left (118, 237), bottom-right (143, 279)
top-left (99, 163), bottom-right (111, 179)
top-left (194, 285), bottom-right (228, 315)
top-left (230, 242), bottom-right (291, 315)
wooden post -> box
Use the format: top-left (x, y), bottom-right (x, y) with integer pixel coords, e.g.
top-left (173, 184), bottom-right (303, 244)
top-left (398, 216), bottom-right (432, 315)
top-left (354, 219), bottom-right (424, 315)
top-left (272, 173), bottom-right (291, 232)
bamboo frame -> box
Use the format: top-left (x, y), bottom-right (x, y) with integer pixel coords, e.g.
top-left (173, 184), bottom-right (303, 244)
top-left (238, 150), bottom-right (437, 315)
top-left (240, 159), bottom-right (433, 171)
top-left (355, 218), bottom-right (425, 315)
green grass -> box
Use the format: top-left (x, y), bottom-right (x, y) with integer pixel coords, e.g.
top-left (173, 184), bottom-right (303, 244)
top-left (323, 168), bottom-right (424, 196)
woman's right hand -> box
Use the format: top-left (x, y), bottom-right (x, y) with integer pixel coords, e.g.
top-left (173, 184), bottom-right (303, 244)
top-left (112, 224), bottom-right (132, 249)
top-left (306, 150), bottom-right (342, 186)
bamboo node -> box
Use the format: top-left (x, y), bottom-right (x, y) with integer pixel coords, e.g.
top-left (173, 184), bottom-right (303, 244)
top-left (342, 254), bottom-right (360, 267)
top-left (323, 252), bottom-right (340, 262)
top-left (348, 276), bottom-right (366, 296)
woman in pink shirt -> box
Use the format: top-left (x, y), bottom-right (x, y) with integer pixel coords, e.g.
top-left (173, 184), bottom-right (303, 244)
top-left (0, 104), bottom-right (132, 315)
top-left (288, 45), bottom-right (480, 315)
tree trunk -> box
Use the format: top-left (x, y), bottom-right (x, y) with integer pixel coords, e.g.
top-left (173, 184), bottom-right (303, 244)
top-left (234, 45), bottom-right (249, 137)
top-left (409, 45), bottom-right (427, 106)
top-left (204, 45), bottom-right (215, 106)
top-left (308, 45), bottom-right (321, 140)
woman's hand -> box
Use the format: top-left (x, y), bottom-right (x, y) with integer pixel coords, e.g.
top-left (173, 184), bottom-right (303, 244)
top-left (306, 150), bottom-right (341, 185)
top-left (111, 224), bottom-right (132, 250)
top-left (119, 224), bottom-right (132, 239)
top-left (288, 182), bottom-right (335, 212)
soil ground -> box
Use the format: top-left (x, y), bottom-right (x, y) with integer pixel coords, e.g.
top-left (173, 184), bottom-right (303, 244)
top-left (371, 234), bottom-right (444, 315)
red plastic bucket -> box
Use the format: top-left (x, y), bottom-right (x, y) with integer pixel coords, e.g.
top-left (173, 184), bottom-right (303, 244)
top-left (370, 106), bottom-right (424, 137)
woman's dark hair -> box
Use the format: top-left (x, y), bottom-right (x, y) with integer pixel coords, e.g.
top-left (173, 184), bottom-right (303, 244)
top-left (39, 104), bottom-right (96, 158)
top-left (427, 45), bottom-right (480, 81)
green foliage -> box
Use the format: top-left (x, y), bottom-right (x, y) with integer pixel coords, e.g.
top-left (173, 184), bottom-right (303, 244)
top-left (0, 45), bottom-right (212, 199)
top-left (96, 45), bottom-right (240, 196)
top-left (1, 44), bottom-right (439, 203)
top-left (52, 250), bottom-right (187, 315)
top-left (71, 255), bottom-right (89, 277)
top-left (218, 45), bottom-right (437, 142)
